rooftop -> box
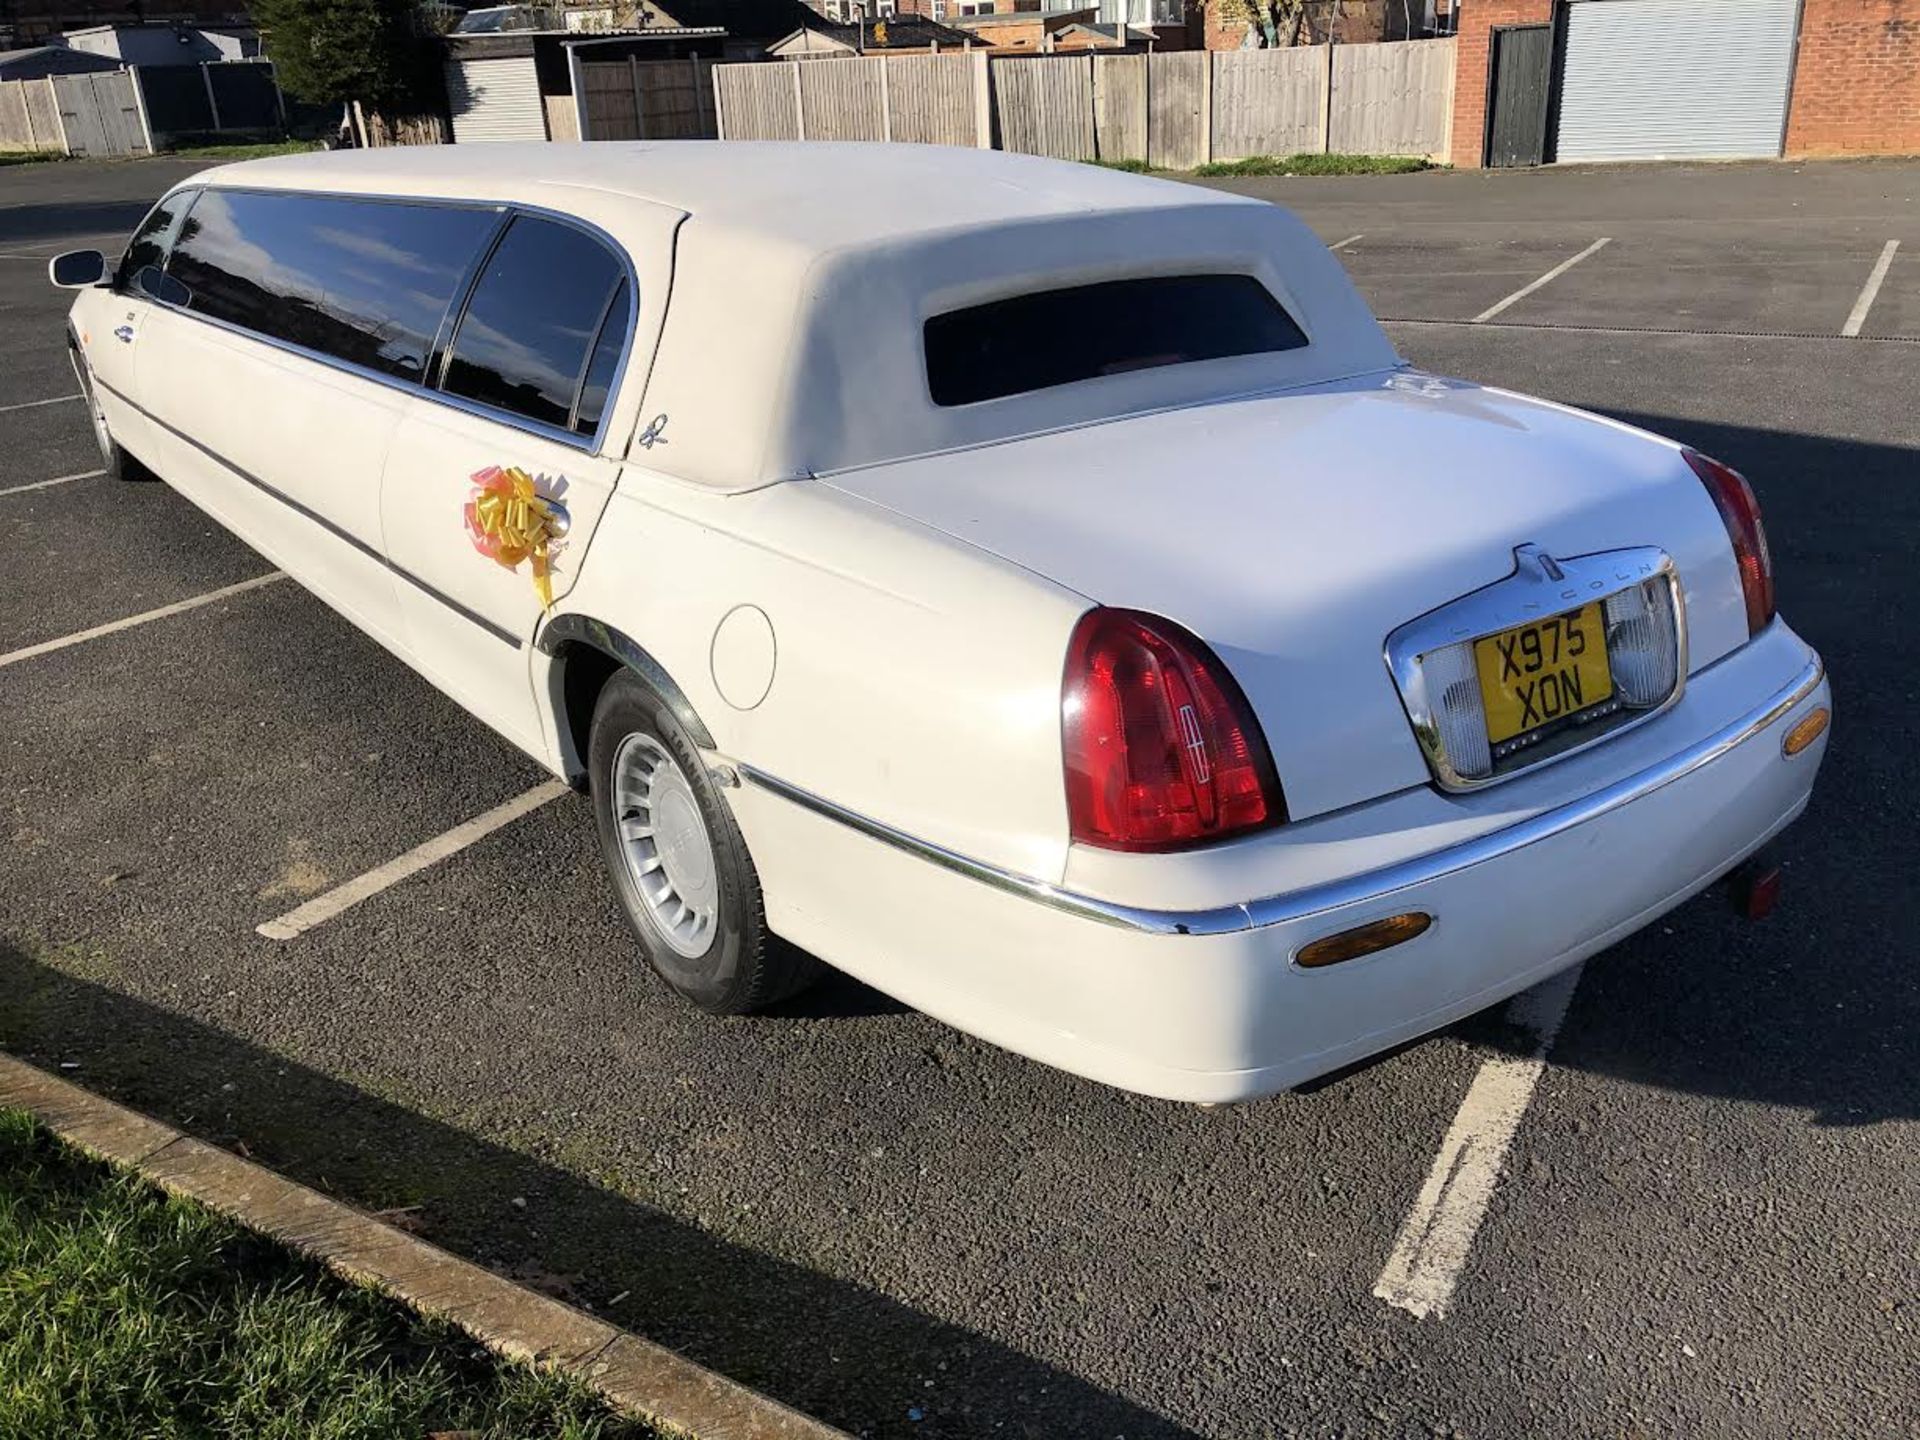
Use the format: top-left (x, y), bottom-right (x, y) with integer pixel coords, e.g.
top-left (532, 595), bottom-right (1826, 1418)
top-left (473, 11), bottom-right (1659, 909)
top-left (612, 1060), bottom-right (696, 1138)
top-left (200, 141), bottom-right (1243, 252)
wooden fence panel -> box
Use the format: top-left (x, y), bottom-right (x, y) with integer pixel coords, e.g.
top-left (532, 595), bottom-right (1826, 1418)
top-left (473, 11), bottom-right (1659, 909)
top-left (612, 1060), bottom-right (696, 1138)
top-left (1146, 51), bottom-right (1206, 170)
top-left (51, 74), bottom-right (110, 155)
top-left (884, 54), bottom-right (976, 146)
top-left (640, 58), bottom-right (718, 139)
top-left (581, 59), bottom-right (640, 138)
top-left (798, 57), bottom-right (884, 141)
top-left (714, 62), bottom-right (799, 140)
top-left (0, 81), bottom-right (53, 150)
top-left (1091, 54), bottom-right (1145, 163)
top-left (1330, 38), bottom-right (1454, 158)
top-left (1211, 47), bottom-right (1325, 160)
top-left (993, 55), bottom-right (1093, 161)
top-left (23, 77), bottom-right (62, 150)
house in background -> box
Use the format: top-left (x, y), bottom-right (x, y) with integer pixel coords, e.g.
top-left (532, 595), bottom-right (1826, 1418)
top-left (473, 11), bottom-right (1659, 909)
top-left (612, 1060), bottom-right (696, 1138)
top-left (0, 40), bottom-right (121, 77)
top-left (1196, 0), bottom-right (1412, 51)
top-left (0, 0), bottom-right (245, 48)
top-left (767, 14), bottom-right (979, 57)
top-left (61, 21), bottom-right (260, 64)
top-left (913, 0), bottom-right (1185, 54)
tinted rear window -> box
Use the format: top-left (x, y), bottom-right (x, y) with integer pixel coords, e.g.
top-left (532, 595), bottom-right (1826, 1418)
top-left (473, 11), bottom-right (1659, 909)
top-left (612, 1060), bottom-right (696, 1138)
top-left (442, 215), bottom-right (626, 433)
top-left (164, 189), bottom-right (498, 382)
top-left (923, 274), bottom-right (1308, 408)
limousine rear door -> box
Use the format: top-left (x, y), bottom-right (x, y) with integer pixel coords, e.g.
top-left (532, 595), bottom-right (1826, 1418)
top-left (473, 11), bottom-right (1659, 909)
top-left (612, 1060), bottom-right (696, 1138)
top-left (379, 210), bottom-right (657, 755)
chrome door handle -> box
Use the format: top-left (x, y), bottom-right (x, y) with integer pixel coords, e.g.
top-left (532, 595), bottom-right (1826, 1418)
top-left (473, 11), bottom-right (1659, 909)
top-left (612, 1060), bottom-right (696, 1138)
top-left (113, 325), bottom-right (134, 344)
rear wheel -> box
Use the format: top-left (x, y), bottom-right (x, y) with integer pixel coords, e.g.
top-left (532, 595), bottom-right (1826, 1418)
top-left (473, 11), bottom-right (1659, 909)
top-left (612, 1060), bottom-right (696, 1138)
top-left (69, 340), bottom-right (151, 484)
top-left (588, 669), bottom-right (819, 1014)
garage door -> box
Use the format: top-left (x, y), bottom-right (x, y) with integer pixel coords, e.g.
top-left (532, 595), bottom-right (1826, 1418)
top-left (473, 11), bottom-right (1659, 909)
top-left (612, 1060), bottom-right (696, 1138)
top-left (445, 57), bottom-right (547, 143)
top-left (1555, 0), bottom-right (1800, 162)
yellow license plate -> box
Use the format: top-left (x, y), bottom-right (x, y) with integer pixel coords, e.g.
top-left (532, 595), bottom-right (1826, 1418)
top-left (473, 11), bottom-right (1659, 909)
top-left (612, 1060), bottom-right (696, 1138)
top-left (1473, 605), bottom-right (1614, 746)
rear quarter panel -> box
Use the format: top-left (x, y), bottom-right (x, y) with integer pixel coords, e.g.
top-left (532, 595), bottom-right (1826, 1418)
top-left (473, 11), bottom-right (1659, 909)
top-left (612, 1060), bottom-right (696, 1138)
top-left (556, 472), bottom-right (1093, 885)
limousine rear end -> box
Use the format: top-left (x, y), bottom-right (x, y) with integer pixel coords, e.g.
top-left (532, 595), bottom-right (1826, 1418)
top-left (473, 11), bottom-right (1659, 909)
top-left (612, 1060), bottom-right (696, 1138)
top-left (50, 143), bottom-right (1831, 1102)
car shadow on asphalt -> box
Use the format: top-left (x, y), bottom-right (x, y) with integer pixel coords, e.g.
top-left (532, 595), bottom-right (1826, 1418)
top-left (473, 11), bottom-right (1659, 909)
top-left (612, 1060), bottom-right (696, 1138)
top-left (0, 939), bottom-right (1199, 1440)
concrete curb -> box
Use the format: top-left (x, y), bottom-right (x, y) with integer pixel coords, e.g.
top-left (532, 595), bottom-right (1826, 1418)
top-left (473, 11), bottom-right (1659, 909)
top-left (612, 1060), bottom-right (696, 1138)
top-left (0, 1052), bottom-right (849, 1440)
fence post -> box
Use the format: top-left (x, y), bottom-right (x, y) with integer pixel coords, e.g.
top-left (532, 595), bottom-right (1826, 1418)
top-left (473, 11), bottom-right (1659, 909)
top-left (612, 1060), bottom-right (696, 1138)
top-left (878, 55), bottom-right (891, 142)
top-left (1199, 50), bottom-right (1213, 165)
top-left (45, 77), bottom-right (71, 156)
top-left (567, 44), bottom-right (588, 141)
top-left (127, 66), bottom-right (156, 154)
top-left (629, 55), bottom-right (646, 140)
top-left (1319, 40), bottom-right (1334, 154)
top-left (712, 62), bottom-right (726, 140)
top-left (201, 62), bottom-right (223, 131)
top-left (18, 80), bottom-right (40, 149)
top-left (971, 50), bottom-right (991, 149)
top-left (791, 61), bottom-right (805, 140)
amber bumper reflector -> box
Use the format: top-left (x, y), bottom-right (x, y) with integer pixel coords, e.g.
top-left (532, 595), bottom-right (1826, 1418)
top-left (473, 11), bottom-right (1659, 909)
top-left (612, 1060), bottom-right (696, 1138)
top-left (1783, 707), bottom-right (1830, 757)
top-left (1296, 912), bottom-right (1433, 969)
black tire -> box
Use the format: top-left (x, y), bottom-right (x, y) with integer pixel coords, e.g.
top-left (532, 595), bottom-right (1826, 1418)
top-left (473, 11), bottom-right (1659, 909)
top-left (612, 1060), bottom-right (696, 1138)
top-left (69, 340), bottom-right (153, 484)
top-left (588, 668), bottom-right (819, 1014)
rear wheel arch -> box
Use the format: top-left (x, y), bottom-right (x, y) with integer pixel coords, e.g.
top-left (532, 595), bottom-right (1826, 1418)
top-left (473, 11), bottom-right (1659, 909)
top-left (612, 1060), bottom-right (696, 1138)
top-left (538, 614), bottom-right (716, 784)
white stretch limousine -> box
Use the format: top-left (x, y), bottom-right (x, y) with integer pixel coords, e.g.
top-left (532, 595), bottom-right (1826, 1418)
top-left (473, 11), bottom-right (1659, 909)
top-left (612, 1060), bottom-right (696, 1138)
top-left (52, 144), bottom-right (1831, 1103)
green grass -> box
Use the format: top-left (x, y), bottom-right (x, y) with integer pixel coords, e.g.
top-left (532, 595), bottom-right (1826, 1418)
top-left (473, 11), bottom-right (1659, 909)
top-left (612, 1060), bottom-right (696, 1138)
top-left (1192, 152), bottom-right (1435, 177)
top-left (1084, 157), bottom-right (1153, 173)
top-left (0, 150), bottom-right (65, 168)
top-left (160, 140), bottom-right (322, 162)
top-left (0, 1109), bottom-right (658, 1440)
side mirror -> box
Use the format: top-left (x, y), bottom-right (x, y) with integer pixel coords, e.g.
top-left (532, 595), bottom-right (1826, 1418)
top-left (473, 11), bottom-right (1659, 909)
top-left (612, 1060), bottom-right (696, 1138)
top-left (48, 249), bottom-right (106, 289)
top-left (134, 265), bottom-right (190, 308)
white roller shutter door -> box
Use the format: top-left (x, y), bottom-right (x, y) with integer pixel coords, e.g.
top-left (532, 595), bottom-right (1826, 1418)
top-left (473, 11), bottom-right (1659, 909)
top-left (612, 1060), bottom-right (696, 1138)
top-left (446, 57), bottom-right (548, 143)
top-left (1555, 0), bottom-right (1800, 162)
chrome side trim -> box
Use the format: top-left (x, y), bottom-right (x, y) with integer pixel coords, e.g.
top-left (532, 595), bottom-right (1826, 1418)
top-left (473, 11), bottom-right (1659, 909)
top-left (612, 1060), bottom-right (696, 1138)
top-left (95, 375), bottom-right (522, 650)
top-left (736, 765), bottom-right (1252, 937)
top-left (740, 647), bottom-right (1825, 937)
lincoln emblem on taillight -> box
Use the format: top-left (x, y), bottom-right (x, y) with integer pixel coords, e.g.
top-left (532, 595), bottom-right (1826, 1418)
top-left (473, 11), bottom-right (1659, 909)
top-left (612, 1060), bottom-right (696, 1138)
top-left (1178, 703), bottom-right (1211, 784)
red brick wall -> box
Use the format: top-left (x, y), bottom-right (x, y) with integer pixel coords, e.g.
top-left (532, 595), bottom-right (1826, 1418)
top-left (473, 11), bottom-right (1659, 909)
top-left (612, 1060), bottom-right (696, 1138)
top-left (1785, 0), bottom-right (1920, 157)
top-left (1447, 0), bottom-right (1552, 168)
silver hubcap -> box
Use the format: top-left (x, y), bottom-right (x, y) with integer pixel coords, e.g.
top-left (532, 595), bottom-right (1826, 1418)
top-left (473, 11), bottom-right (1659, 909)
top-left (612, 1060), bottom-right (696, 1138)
top-left (612, 734), bottom-right (719, 959)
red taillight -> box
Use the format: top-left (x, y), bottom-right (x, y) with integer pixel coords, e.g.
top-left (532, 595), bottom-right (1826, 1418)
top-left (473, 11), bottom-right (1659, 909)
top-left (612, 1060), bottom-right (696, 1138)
top-left (1062, 608), bottom-right (1283, 851)
top-left (1684, 448), bottom-right (1775, 637)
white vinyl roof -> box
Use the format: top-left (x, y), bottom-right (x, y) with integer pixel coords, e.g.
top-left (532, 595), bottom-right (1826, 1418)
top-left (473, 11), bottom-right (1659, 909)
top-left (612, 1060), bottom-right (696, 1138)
top-left (191, 143), bottom-right (1401, 488)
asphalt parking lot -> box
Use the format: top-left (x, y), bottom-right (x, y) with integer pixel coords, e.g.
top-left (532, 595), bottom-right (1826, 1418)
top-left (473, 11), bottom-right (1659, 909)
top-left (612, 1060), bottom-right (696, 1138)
top-left (2, 153), bottom-right (1915, 1440)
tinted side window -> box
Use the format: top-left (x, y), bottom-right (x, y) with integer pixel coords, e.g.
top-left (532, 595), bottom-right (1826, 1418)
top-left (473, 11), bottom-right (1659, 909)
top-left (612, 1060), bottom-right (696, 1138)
top-left (116, 189), bottom-right (196, 292)
top-left (165, 190), bottom-right (498, 382)
top-left (571, 279), bottom-right (631, 437)
top-left (443, 216), bottom-right (625, 432)
top-left (924, 274), bottom-right (1309, 407)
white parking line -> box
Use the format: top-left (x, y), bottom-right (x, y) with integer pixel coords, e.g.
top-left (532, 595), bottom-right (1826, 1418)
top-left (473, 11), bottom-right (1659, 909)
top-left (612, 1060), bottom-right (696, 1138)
top-left (0, 393), bottom-right (81, 415)
top-left (1372, 965), bottom-right (1584, 1320)
top-left (0, 467), bottom-right (105, 497)
top-left (0, 572), bottom-right (287, 670)
top-left (1330, 234), bottom-right (1365, 251)
top-left (1841, 240), bottom-right (1900, 338)
top-left (256, 781), bottom-right (572, 941)
top-left (1472, 239), bottom-right (1612, 324)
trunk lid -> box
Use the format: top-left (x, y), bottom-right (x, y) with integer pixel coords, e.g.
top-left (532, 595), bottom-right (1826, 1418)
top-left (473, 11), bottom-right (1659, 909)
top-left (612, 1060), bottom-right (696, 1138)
top-left (821, 370), bottom-right (1748, 820)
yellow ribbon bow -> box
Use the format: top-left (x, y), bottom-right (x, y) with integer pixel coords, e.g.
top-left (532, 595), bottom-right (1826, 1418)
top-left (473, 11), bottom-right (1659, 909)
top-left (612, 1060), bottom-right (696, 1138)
top-left (464, 466), bottom-right (569, 611)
